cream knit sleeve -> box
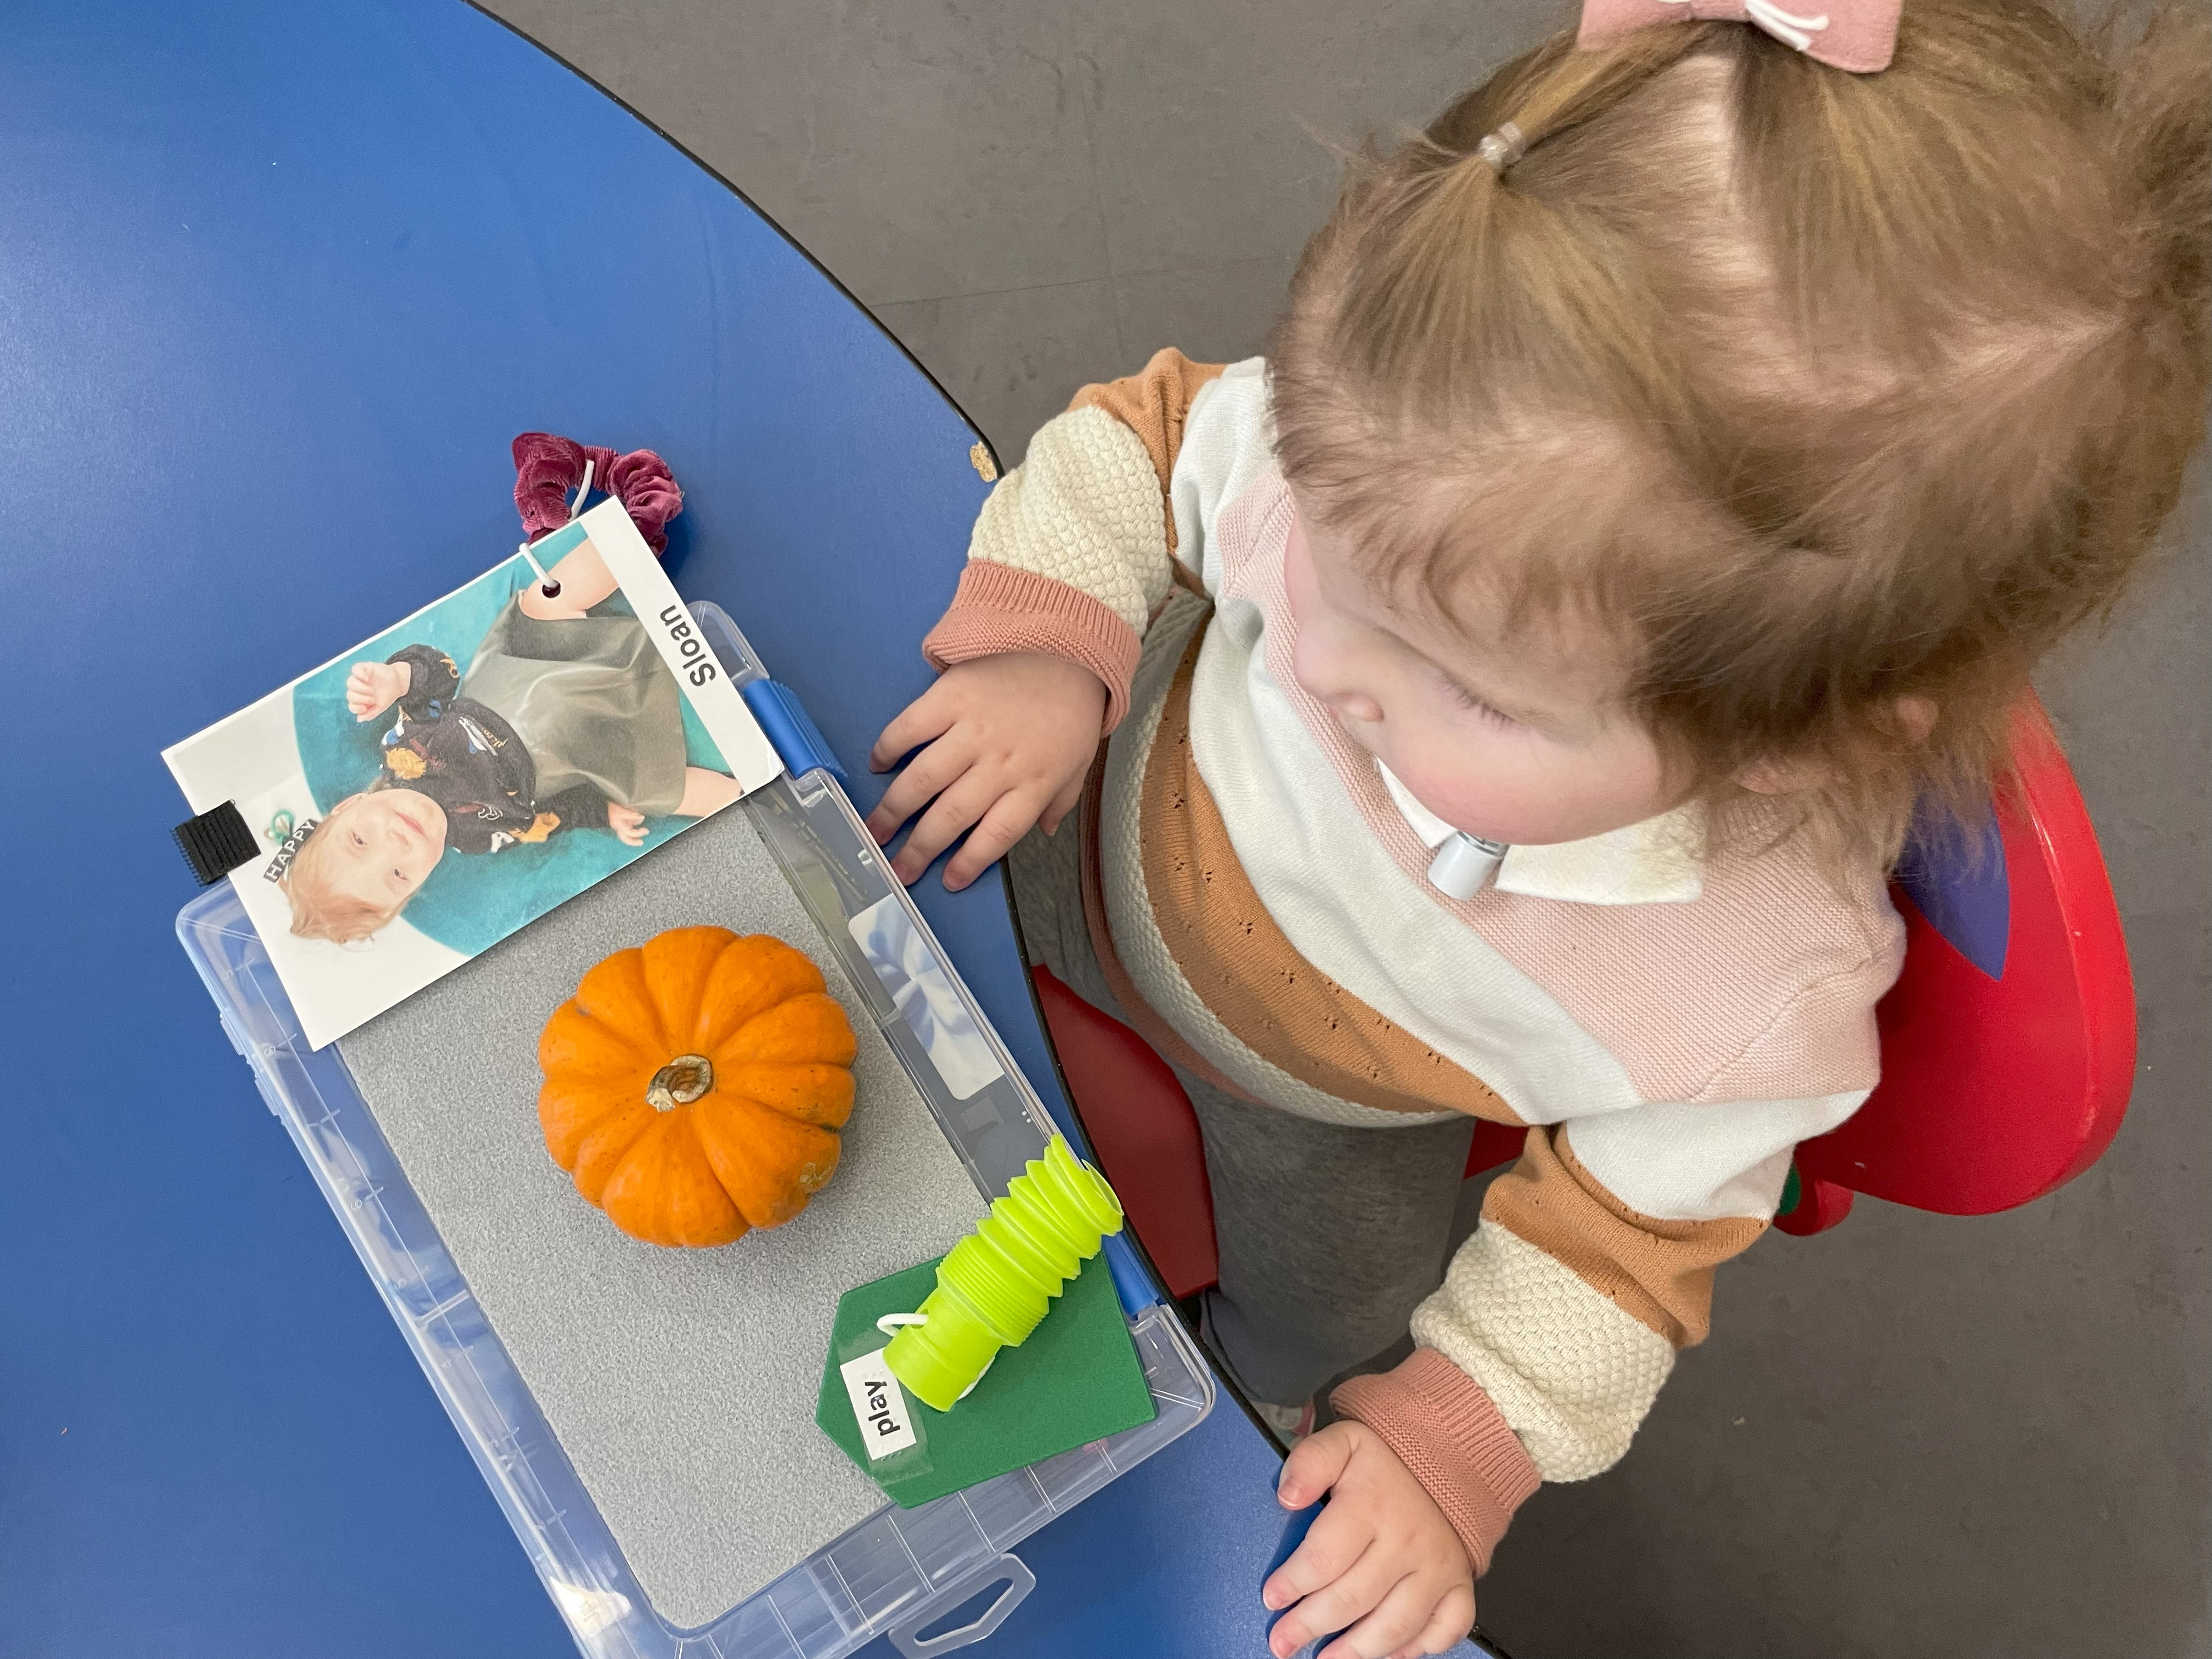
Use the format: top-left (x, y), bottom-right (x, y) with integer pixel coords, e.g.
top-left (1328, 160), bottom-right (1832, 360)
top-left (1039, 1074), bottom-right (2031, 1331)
top-left (921, 350), bottom-right (1224, 730)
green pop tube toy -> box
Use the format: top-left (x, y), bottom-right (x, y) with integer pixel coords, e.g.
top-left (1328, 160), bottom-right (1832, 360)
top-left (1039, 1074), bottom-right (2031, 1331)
top-left (882, 1135), bottom-right (1125, 1412)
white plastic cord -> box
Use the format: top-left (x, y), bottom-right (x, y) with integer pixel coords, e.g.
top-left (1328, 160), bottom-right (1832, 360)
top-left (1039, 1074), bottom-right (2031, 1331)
top-left (872, 1310), bottom-right (994, 1400)
top-left (517, 459), bottom-right (595, 593)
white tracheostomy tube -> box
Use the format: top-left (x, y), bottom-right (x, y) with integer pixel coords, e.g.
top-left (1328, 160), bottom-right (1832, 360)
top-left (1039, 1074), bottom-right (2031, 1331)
top-left (1426, 832), bottom-right (1510, 900)
top-left (1376, 760), bottom-right (1511, 899)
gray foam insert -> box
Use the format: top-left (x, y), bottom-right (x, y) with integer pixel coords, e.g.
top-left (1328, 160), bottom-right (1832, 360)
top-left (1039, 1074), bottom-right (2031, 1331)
top-left (340, 806), bottom-right (988, 1626)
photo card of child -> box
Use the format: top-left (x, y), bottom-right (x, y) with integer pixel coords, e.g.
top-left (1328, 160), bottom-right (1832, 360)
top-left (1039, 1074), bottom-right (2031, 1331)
top-left (165, 496), bottom-right (784, 1048)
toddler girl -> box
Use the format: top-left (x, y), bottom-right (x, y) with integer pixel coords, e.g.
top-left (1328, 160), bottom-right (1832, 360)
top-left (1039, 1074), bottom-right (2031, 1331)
top-left (868, 3), bottom-right (2208, 1654)
top-left (285, 439), bottom-right (745, 943)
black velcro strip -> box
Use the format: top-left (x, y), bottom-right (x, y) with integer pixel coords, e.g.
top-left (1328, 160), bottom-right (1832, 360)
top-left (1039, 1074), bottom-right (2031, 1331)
top-left (174, 800), bottom-right (258, 886)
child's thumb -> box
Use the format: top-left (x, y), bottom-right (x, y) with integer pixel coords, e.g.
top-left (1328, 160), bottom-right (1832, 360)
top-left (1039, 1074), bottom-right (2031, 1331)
top-left (1276, 1423), bottom-right (1356, 1509)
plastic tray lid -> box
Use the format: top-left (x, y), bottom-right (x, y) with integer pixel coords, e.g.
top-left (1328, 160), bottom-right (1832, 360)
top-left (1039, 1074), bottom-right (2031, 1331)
top-left (171, 601), bottom-right (1213, 1659)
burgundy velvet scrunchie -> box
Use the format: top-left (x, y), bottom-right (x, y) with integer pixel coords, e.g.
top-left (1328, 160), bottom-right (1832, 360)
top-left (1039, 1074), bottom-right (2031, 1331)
top-left (511, 431), bottom-right (684, 553)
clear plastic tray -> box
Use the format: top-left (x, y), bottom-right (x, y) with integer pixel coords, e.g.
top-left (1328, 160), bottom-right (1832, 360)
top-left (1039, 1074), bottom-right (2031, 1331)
top-left (173, 603), bottom-right (1214, 1659)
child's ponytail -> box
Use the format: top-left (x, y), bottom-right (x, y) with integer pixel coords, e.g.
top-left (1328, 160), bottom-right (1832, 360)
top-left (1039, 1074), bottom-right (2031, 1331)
top-left (1306, 25), bottom-right (1721, 434)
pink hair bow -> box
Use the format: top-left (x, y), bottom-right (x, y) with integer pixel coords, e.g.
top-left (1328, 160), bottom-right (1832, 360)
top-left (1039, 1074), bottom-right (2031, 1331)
top-left (1577, 0), bottom-right (1898, 72)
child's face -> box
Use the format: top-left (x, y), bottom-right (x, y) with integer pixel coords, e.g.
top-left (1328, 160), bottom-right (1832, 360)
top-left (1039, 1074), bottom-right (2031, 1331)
top-left (1284, 495), bottom-right (1680, 848)
top-left (320, 790), bottom-right (447, 910)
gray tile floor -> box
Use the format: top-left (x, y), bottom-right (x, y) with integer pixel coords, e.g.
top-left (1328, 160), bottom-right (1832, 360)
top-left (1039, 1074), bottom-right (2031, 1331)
top-left (482, 4), bottom-right (2210, 1654)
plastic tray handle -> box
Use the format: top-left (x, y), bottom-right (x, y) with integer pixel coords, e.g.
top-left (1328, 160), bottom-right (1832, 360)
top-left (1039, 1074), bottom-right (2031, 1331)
top-left (886, 1554), bottom-right (1036, 1658)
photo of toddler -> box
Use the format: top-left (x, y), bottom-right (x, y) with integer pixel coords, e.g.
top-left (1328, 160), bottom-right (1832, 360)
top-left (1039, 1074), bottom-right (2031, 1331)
top-left (282, 525), bottom-right (746, 944)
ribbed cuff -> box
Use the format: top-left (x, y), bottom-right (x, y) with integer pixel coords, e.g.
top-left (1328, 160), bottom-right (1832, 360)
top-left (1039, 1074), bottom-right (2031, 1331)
top-left (921, 562), bottom-right (1141, 731)
top-left (1330, 1349), bottom-right (1541, 1577)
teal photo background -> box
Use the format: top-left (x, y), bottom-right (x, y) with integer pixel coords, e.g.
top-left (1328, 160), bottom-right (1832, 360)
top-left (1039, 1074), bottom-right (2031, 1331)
top-left (292, 552), bottom-right (730, 956)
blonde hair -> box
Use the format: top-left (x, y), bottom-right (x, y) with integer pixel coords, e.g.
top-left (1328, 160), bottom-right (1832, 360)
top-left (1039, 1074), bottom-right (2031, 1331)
top-left (1272, 0), bottom-right (2209, 867)
top-left (281, 793), bottom-right (406, 944)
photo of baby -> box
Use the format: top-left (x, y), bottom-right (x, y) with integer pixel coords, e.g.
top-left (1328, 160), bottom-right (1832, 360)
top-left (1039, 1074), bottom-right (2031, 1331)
top-left (166, 494), bottom-right (782, 1047)
top-left (285, 523), bottom-right (749, 943)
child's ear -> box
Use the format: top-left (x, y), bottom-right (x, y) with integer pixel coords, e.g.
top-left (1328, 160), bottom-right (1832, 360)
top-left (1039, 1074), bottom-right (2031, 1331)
top-left (1893, 696), bottom-right (1938, 746)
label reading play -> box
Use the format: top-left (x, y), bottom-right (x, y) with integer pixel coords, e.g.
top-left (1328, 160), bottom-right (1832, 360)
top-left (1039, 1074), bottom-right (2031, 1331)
top-left (839, 1351), bottom-right (917, 1459)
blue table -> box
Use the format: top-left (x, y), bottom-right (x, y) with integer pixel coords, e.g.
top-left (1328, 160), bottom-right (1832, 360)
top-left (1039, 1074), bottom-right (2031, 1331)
top-left (0, 3), bottom-right (1341, 1656)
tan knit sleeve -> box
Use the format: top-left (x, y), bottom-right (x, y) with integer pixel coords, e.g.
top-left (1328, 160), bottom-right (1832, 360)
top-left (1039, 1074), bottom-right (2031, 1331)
top-left (921, 349), bottom-right (1226, 729)
top-left (1069, 348), bottom-right (1226, 561)
top-left (1484, 1129), bottom-right (1765, 1348)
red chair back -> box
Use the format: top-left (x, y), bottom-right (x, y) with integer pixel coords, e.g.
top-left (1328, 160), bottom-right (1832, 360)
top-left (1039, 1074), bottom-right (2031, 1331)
top-left (1779, 697), bottom-right (2137, 1232)
top-left (1031, 966), bottom-right (1221, 1299)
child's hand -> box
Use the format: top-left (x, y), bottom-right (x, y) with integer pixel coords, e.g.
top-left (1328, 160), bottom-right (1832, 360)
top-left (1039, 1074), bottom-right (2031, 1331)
top-left (1264, 1422), bottom-right (1475, 1659)
top-left (606, 803), bottom-right (648, 846)
top-left (347, 661), bottom-right (410, 722)
top-left (865, 652), bottom-right (1105, 891)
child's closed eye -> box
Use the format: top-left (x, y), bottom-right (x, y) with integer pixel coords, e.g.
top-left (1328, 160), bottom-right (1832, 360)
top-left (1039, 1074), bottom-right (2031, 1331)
top-left (1437, 669), bottom-right (1515, 726)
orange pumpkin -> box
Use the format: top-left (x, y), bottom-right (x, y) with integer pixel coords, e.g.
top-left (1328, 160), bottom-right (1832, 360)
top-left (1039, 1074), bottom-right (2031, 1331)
top-left (537, 926), bottom-right (859, 1247)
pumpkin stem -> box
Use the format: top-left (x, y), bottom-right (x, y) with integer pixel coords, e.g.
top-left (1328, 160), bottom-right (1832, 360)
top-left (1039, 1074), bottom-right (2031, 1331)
top-left (646, 1054), bottom-right (715, 1111)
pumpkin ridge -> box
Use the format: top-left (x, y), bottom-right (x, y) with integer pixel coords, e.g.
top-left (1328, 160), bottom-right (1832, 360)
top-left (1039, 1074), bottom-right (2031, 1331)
top-left (642, 927), bottom-right (737, 1053)
top-left (601, 1111), bottom-right (746, 1248)
top-left (726, 992), bottom-right (861, 1068)
top-left (537, 1001), bottom-right (650, 1081)
top-left (574, 948), bottom-right (669, 1054)
top-left (708, 1059), bottom-right (856, 1129)
top-left (691, 935), bottom-right (828, 1051)
top-left (539, 1071), bottom-right (653, 1167)
top-left (569, 1098), bottom-right (658, 1203)
top-left (692, 1091), bottom-right (842, 1231)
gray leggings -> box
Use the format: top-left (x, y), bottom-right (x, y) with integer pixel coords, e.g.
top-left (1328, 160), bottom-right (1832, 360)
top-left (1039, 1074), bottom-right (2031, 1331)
top-left (1005, 820), bottom-right (1475, 1406)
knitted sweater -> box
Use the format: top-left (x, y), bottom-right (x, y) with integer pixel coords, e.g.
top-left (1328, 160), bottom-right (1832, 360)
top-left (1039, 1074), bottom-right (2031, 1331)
top-left (923, 351), bottom-right (1904, 1575)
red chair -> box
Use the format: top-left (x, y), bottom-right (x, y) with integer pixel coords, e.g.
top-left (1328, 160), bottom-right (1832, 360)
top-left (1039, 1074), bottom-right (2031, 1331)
top-left (1031, 695), bottom-right (2135, 1291)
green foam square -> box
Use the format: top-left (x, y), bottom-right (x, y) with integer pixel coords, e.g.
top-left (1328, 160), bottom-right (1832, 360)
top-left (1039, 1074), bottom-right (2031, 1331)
top-left (816, 1252), bottom-right (1156, 1508)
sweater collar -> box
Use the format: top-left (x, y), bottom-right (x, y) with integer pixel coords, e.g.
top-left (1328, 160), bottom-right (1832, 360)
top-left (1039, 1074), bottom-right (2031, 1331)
top-left (1375, 761), bottom-right (1705, 907)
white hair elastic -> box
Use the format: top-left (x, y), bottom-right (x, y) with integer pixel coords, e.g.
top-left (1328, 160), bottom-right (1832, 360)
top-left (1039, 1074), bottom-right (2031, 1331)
top-left (1476, 121), bottom-right (1526, 174)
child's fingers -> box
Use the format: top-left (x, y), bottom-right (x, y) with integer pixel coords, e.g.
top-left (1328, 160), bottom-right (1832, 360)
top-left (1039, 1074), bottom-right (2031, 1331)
top-left (1037, 769), bottom-right (1086, 837)
top-left (1407, 1583), bottom-right (1476, 1655)
top-left (888, 769), bottom-right (998, 885)
top-left (865, 733), bottom-right (975, 843)
top-left (1262, 1486), bottom-right (1365, 1611)
top-left (1313, 1571), bottom-right (1436, 1659)
top-left (1278, 1421), bottom-right (1359, 1510)
top-left (941, 788), bottom-right (1043, 891)
top-left (1268, 1542), bottom-right (1400, 1659)
top-left (867, 686), bottom-right (956, 775)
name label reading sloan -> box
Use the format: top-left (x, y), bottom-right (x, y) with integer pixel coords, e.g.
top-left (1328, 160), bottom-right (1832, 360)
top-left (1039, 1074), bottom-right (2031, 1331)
top-left (838, 1350), bottom-right (917, 1459)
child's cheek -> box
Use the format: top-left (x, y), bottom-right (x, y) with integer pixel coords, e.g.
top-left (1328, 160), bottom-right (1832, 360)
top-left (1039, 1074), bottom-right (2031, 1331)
top-left (1395, 734), bottom-right (1551, 845)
